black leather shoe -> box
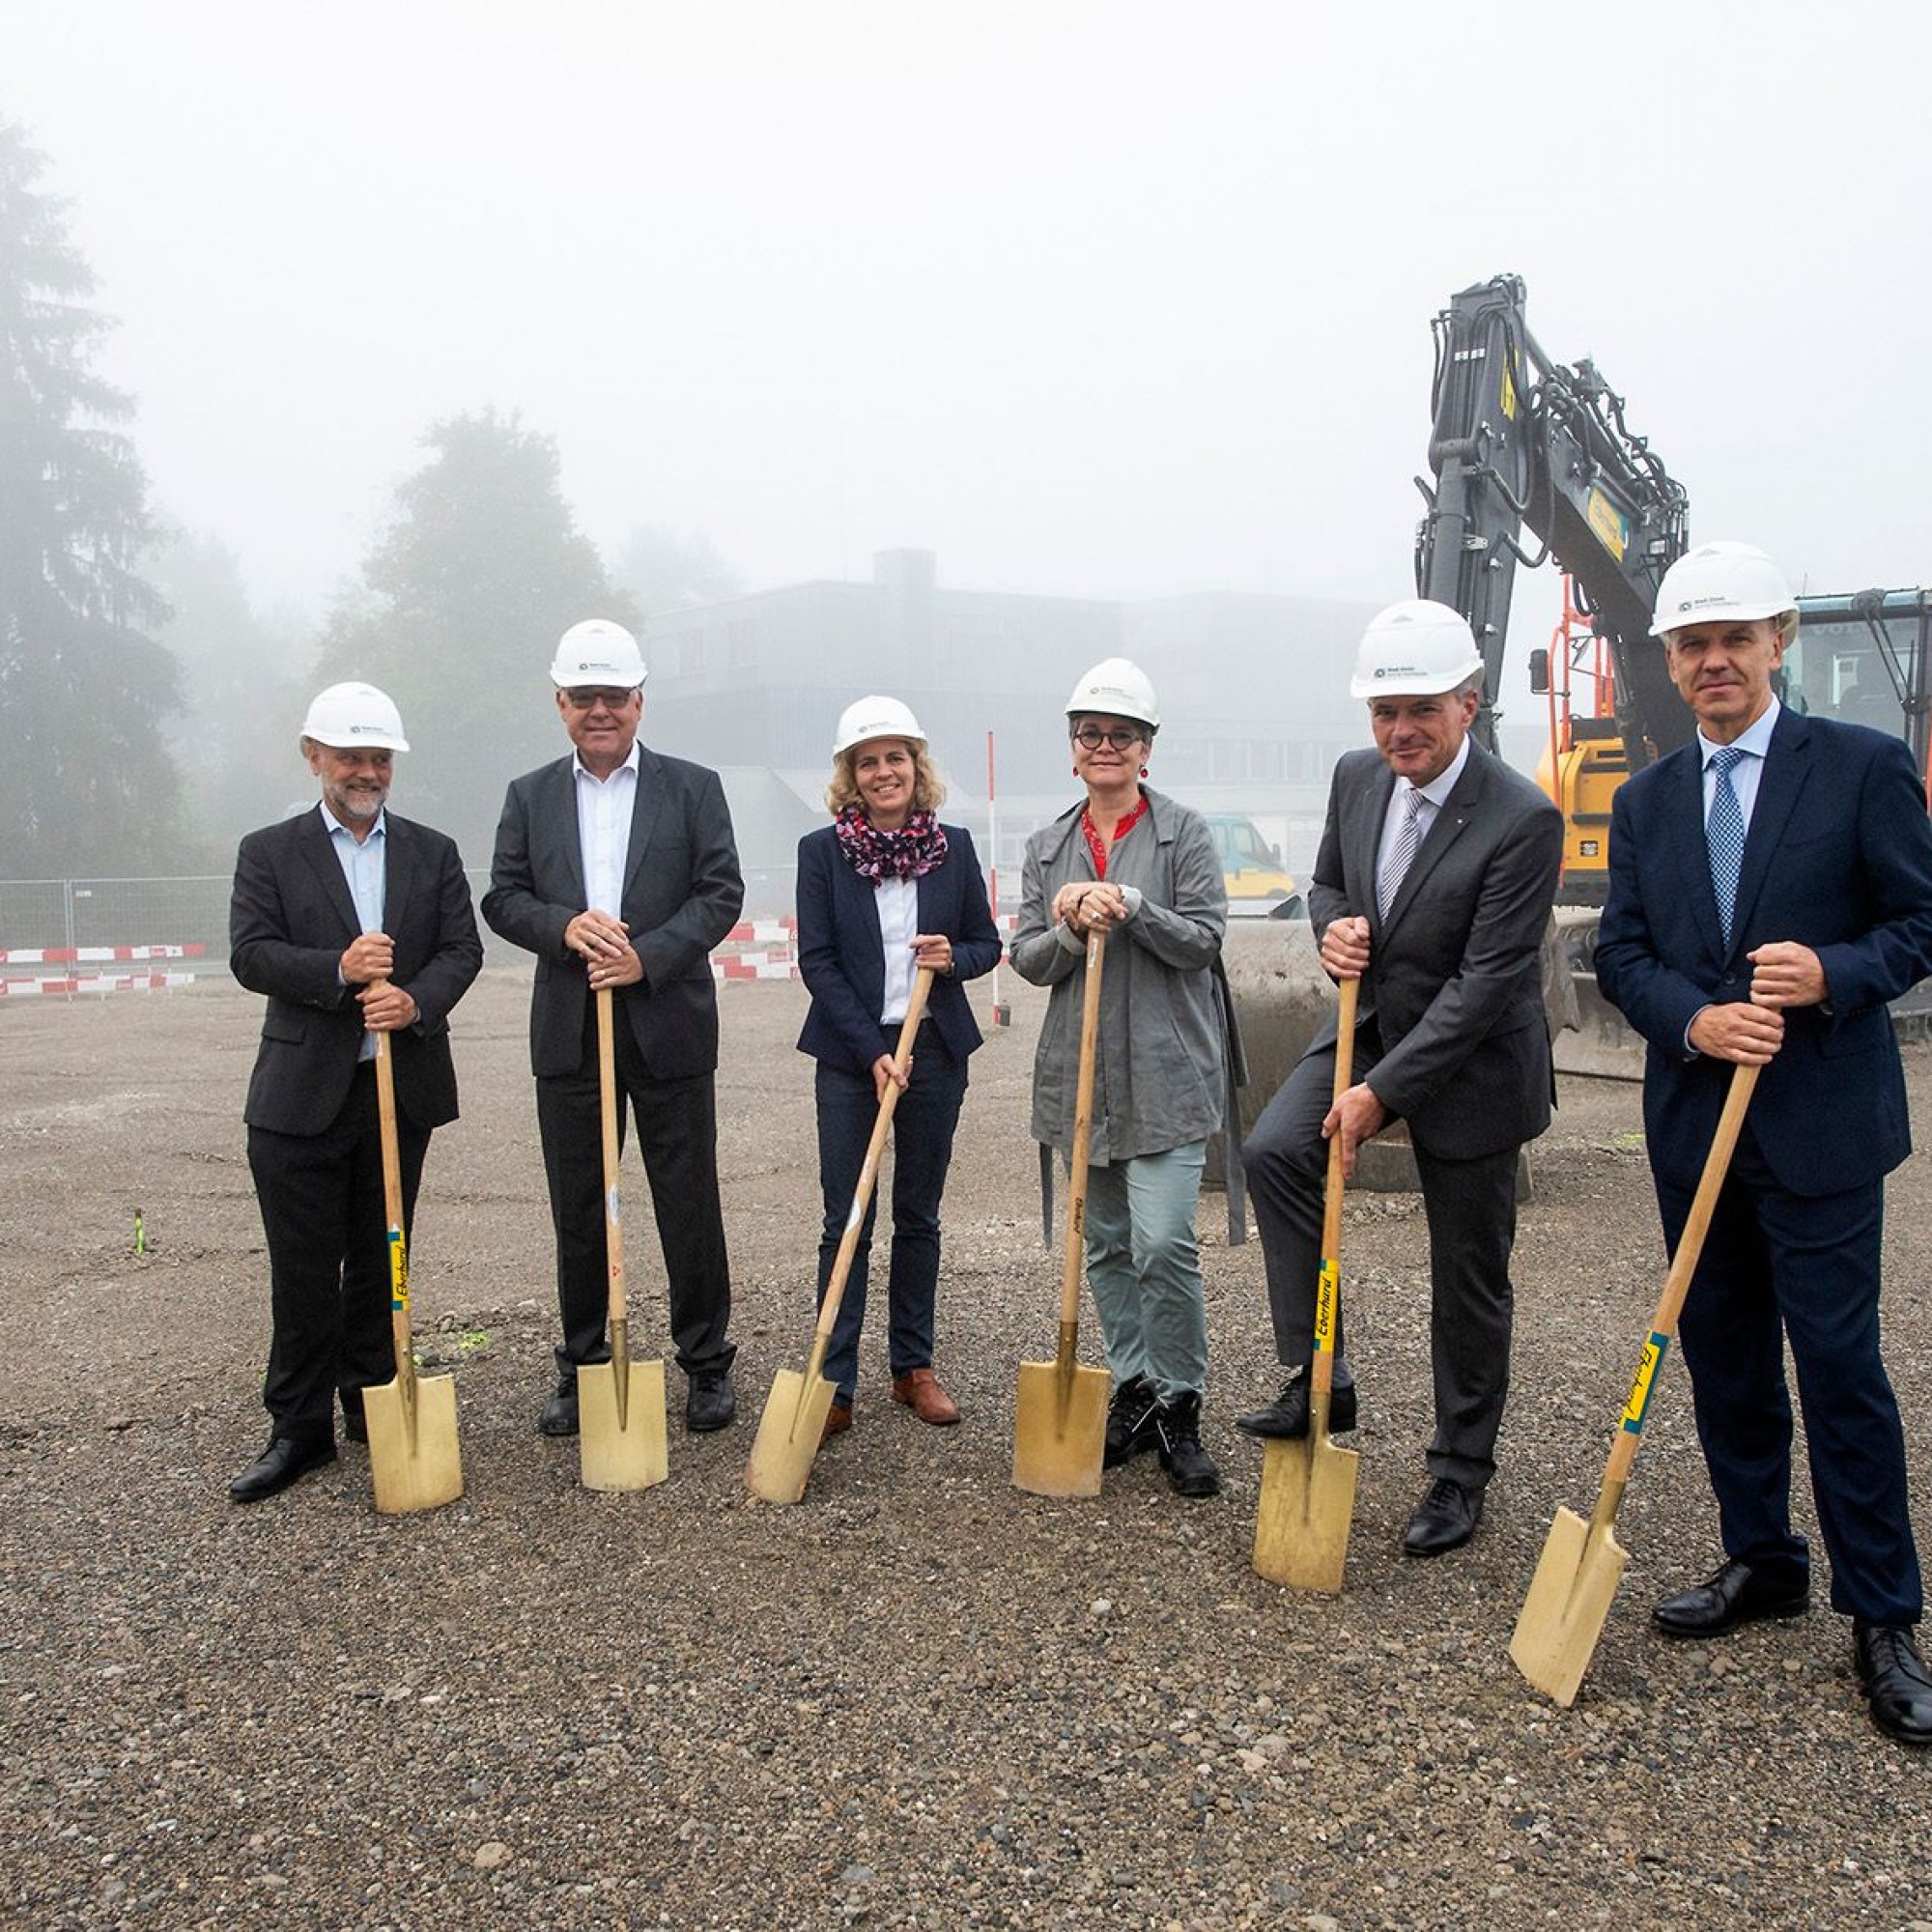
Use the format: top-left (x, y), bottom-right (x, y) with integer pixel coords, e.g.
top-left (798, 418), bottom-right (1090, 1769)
top-left (229, 1434), bottom-right (335, 1504)
top-left (538, 1381), bottom-right (580, 1437)
top-left (1103, 1376), bottom-right (1163, 1468)
top-left (341, 1405), bottom-right (368, 1445)
top-left (1235, 1365), bottom-right (1356, 1439)
top-left (1403, 1477), bottom-right (1483, 1557)
top-left (686, 1367), bottom-right (737, 1433)
top-left (1652, 1559), bottom-right (1809, 1638)
top-left (1855, 1622), bottom-right (1932, 1746)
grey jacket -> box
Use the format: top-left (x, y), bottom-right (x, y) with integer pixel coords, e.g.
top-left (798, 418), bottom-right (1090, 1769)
top-left (1010, 788), bottom-right (1232, 1163)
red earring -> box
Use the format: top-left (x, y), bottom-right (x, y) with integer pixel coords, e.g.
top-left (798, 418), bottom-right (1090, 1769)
top-left (1139, 765), bottom-right (1150, 778)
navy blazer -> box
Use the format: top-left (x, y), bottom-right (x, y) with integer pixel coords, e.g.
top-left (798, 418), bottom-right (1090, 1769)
top-left (1307, 739), bottom-right (1564, 1161)
top-left (1596, 708), bottom-right (1932, 1197)
top-left (230, 808), bottom-right (482, 1137)
top-left (482, 745), bottom-right (744, 1081)
top-left (794, 823), bottom-right (1003, 1076)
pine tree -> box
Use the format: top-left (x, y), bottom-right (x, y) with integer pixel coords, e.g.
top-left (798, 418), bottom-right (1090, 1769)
top-left (0, 117), bottom-right (183, 877)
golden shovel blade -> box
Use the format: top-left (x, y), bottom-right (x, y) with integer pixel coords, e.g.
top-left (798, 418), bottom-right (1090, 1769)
top-left (363, 1372), bottom-right (464, 1515)
top-left (1251, 1433), bottom-right (1359, 1593)
top-left (1509, 1505), bottom-right (1631, 1707)
top-left (578, 1355), bottom-right (668, 1492)
top-left (746, 1368), bottom-right (838, 1504)
top-left (1010, 1359), bottom-right (1110, 1499)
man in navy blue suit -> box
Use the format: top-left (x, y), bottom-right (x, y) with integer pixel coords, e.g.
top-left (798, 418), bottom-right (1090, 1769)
top-left (1596, 540), bottom-right (1932, 1746)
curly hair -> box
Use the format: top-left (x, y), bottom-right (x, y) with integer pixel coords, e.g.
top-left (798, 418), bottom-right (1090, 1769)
top-left (824, 740), bottom-right (948, 816)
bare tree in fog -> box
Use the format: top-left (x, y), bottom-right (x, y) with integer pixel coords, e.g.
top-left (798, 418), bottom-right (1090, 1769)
top-left (0, 115), bottom-right (183, 879)
top-left (313, 408), bottom-right (636, 860)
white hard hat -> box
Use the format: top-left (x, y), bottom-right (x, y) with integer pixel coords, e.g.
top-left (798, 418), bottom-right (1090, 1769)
top-left (300, 681), bottom-right (410, 752)
top-left (834, 695), bottom-right (926, 756)
top-left (1650, 541), bottom-right (1798, 638)
top-left (1065, 657), bottom-right (1160, 730)
top-left (1350, 601), bottom-right (1485, 699)
top-left (550, 618), bottom-right (647, 689)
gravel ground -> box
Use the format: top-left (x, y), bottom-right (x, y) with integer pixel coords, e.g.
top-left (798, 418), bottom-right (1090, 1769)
top-left (5, 963), bottom-right (1932, 1930)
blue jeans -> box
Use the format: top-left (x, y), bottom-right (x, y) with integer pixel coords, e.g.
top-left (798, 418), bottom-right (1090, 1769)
top-left (1081, 1141), bottom-right (1209, 1406)
top-left (814, 1029), bottom-right (969, 1404)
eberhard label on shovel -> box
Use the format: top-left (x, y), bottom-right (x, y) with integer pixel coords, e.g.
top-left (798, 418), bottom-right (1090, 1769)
top-left (1315, 1259), bottom-right (1337, 1344)
top-left (388, 1229), bottom-right (407, 1310)
top-left (1622, 1332), bottom-right (1668, 1432)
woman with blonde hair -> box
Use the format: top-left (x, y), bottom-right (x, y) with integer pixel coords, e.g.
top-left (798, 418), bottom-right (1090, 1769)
top-left (794, 696), bottom-right (1003, 1441)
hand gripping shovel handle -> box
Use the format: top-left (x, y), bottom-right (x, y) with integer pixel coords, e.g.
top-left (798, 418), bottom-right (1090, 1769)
top-left (1587, 1060), bottom-right (1761, 1537)
top-left (799, 965), bottom-right (937, 1393)
top-left (1308, 975), bottom-right (1358, 1429)
top-left (1055, 928), bottom-right (1107, 1380)
top-left (371, 1016), bottom-right (416, 1415)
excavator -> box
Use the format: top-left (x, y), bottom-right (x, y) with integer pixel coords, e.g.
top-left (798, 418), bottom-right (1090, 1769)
top-left (1415, 272), bottom-right (1931, 904)
top-left (1221, 273), bottom-right (1929, 1131)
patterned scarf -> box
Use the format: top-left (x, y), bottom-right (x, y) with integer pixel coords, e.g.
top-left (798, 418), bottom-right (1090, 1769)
top-left (835, 805), bottom-right (950, 881)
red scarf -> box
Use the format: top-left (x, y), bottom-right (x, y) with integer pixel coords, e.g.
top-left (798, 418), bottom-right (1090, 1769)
top-left (1080, 793), bottom-right (1149, 880)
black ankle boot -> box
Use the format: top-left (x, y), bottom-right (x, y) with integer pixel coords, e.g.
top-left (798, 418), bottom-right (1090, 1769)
top-left (1154, 1391), bottom-right (1221, 1498)
top-left (1104, 1375), bottom-right (1163, 1468)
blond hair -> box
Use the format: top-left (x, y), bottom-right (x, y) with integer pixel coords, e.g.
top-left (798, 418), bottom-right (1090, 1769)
top-left (824, 741), bottom-right (948, 816)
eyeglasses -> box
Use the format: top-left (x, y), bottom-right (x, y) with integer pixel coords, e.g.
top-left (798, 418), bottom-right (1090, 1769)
top-left (1071, 724), bottom-right (1145, 753)
top-left (561, 686), bottom-right (640, 711)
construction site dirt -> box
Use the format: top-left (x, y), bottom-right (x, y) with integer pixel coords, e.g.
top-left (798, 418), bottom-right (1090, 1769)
top-left (5, 964), bottom-right (1931, 1929)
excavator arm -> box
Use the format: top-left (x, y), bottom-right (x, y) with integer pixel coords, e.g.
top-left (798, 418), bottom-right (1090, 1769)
top-left (1414, 273), bottom-right (1691, 765)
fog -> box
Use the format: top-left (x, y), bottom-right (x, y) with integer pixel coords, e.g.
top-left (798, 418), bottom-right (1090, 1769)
top-left (7, 0), bottom-right (1929, 879)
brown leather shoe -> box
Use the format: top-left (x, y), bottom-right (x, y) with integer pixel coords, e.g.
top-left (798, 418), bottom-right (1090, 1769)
top-left (891, 1368), bottom-right (961, 1426)
top-left (820, 1402), bottom-right (853, 1445)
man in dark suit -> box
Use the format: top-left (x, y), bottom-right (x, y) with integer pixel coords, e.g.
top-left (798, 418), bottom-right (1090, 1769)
top-left (482, 619), bottom-right (745, 1435)
top-left (1238, 601), bottom-right (1564, 1556)
top-left (228, 682), bottom-right (483, 1503)
top-left (1595, 540), bottom-right (1932, 1746)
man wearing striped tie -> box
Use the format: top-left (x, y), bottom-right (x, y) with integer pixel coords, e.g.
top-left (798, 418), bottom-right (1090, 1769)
top-left (1238, 601), bottom-right (1563, 1557)
top-left (1596, 541), bottom-right (1932, 1746)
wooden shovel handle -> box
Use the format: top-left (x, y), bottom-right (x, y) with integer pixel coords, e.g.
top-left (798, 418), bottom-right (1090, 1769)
top-left (370, 1007), bottom-right (414, 1394)
top-left (596, 985), bottom-right (628, 1327)
top-left (811, 966), bottom-right (937, 1350)
top-left (1600, 1061), bottom-right (1761, 1495)
top-left (1310, 976), bottom-right (1358, 1402)
top-left (1056, 928), bottom-right (1108, 1360)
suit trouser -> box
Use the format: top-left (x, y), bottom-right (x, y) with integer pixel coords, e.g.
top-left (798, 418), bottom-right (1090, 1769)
top-left (1662, 1127), bottom-right (1922, 1625)
top-left (1242, 1036), bottom-right (1520, 1489)
top-left (812, 1024), bottom-right (968, 1404)
top-left (537, 1002), bottom-right (734, 1382)
top-left (247, 1064), bottom-right (429, 1438)
top-left (1082, 1141), bottom-right (1210, 1406)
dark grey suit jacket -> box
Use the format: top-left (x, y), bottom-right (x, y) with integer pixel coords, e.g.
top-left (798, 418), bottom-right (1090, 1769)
top-left (229, 808), bottom-right (482, 1136)
top-left (1307, 739), bottom-right (1564, 1160)
top-left (482, 745), bottom-right (744, 1080)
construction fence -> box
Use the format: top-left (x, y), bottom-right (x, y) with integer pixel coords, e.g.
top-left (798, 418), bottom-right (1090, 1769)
top-left (0, 874), bottom-right (849, 998)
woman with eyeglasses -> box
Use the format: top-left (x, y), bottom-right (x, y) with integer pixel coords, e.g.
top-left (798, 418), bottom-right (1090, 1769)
top-left (1010, 658), bottom-right (1238, 1499)
top-left (794, 696), bottom-right (1003, 1444)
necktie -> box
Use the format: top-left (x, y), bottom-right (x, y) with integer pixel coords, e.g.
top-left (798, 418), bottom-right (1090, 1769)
top-left (1707, 746), bottom-right (1747, 946)
top-left (1378, 785), bottom-right (1427, 920)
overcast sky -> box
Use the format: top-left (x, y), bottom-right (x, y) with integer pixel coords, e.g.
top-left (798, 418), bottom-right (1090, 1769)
top-left (8, 0), bottom-right (1928, 659)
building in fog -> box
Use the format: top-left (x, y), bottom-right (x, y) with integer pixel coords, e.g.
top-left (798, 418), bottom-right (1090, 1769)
top-left (642, 549), bottom-right (1376, 913)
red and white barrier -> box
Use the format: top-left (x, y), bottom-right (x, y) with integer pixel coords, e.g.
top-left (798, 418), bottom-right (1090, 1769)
top-left (0, 944), bottom-right (207, 964)
top-left (1, 972), bottom-right (197, 996)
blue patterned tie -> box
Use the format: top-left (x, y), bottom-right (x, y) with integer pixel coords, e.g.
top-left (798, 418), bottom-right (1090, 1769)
top-left (1378, 785), bottom-right (1426, 921)
top-left (1706, 746), bottom-right (1747, 947)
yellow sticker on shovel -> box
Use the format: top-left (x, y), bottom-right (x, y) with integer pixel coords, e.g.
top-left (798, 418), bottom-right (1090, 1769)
top-left (388, 1228), bottom-right (410, 1314)
top-left (1621, 1331), bottom-right (1668, 1433)
top-left (1314, 1259), bottom-right (1339, 1352)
